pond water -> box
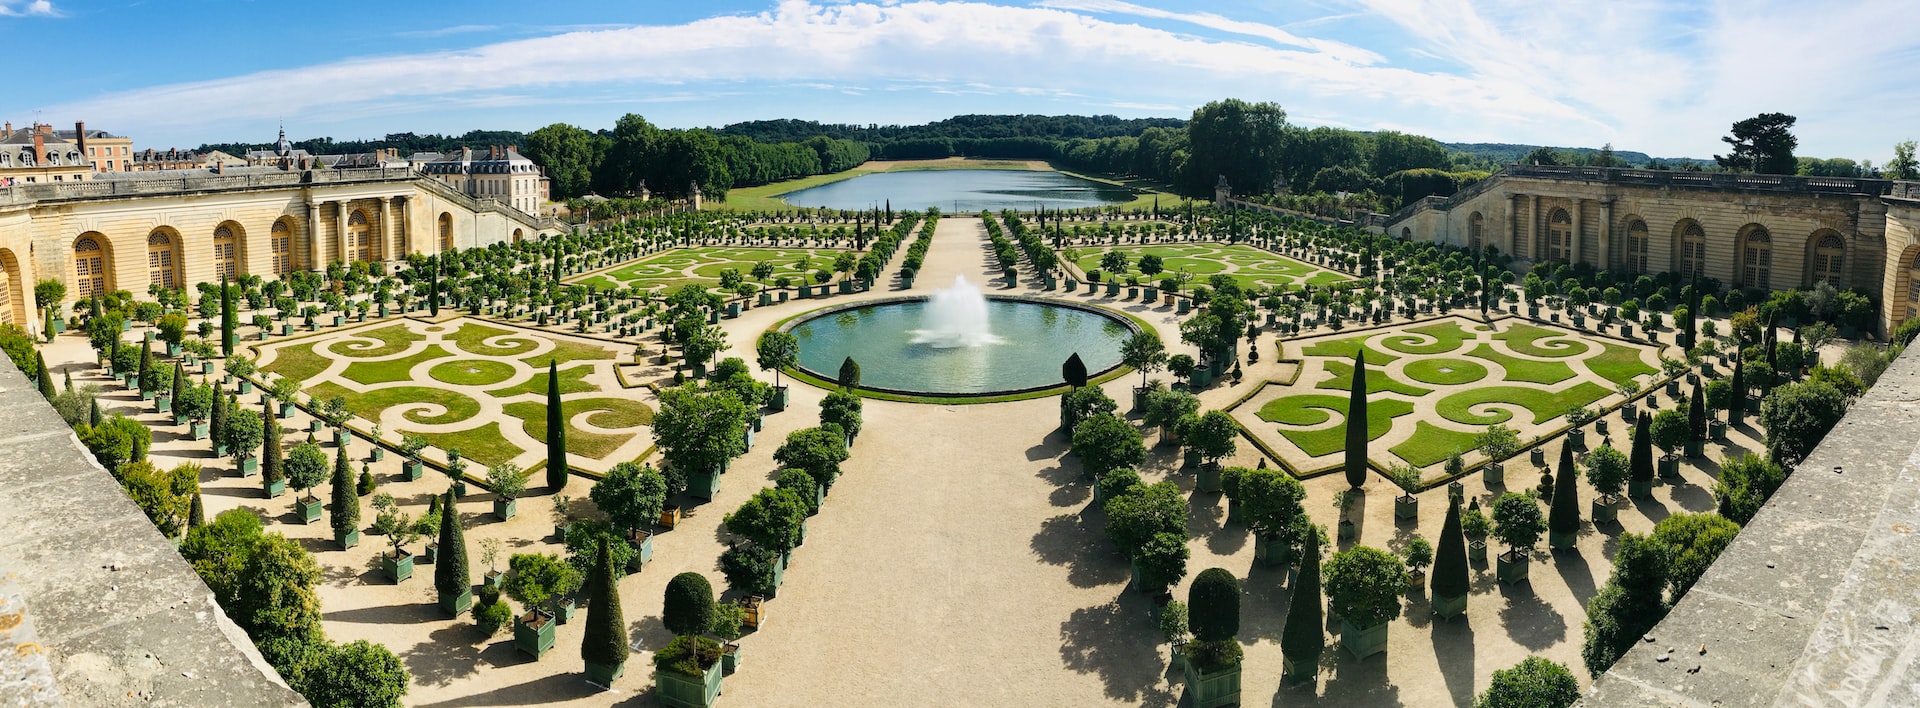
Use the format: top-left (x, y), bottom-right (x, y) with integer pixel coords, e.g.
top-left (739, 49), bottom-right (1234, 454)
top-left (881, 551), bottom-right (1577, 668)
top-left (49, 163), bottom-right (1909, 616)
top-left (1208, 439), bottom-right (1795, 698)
top-left (778, 169), bottom-right (1135, 212)
top-left (786, 298), bottom-right (1132, 395)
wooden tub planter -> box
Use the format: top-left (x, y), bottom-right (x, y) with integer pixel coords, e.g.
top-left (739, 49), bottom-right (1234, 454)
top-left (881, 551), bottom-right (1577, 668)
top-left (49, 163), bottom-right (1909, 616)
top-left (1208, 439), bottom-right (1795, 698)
top-left (721, 641), bottom-right (743, 675)
top-left (370, 447), bottom-right (384, 462)
top-left (336, 529), bottom-right (359, 550)
top-left (1467, 540), bottom-right (1488, 564)
top-left (1182, 659), bottom-right (1242, 708)
top-left (403, 460), bottom-right (424, 481)
top-left (308, 420), bottom-right (324, 434)
top-left (238, 456), bottom-right (259, 477)
top-left (484, 570), bottom-right (503, 590)
top-left (334, 431), bottom-right (350, 447)
top-left (554, 596), bottom-right (578, 624)
top-left (297, 495), bottom-right (324, 524)
top-left (1482, 462), bottom-right (1504, 486)
top-left (742, 595), bottom-right (768, 630)
top-left (237, 379), bottom-right (253, 394)
top-left (1433, 592), bottom-right (1467, 621)
top-left (263, 477), bottom-right (286, 498)
top-left (1549, 526), bottom-right (1576, 550)
top-left (626, 530), bottom-right (655, 573)
top-left (382, 549), bottom-right (414, 584)
top-left (1658, 455), bottom-right (1682, 478)
top-left (1629, 476), bottom-right (1653, 499)
top-left (1195, 463), bottom-right (1222, 493)
top-left (1394, 494), bottom-right (1418, 522)
top-left (191, 421), bottom-right (210, 440)
top-left (1254, 534), bottom-right (1293, 568)
top-left (1182, 449), bottom-right (1202, 470)
top-left (1591, 494), bottom-right (1620, 523)
top-left (1530, 448), bottom-right (1546, 466)
top-left (769, 385), bottom-right (789, 412)
top-left (658, 504), bottom-right (681, 530)
top-left (513, 610), bottom-right (557, 659)
top-left (1710, 419), bottom-right (1727, 441)
top-left (1341, 618), bottom-right (1389, 659)
top-left (1497, 550), bottom-right (1529, 584)
top-left (439, 586), bottom-right (473, 617)
top-left (687, 469), bottom-right (722, 500)
top-left (278, 401), bottom-right (295, 419)
top-left (493, 497), bottom-right (517, 521)
top-left (586, 658), bottom-right (626, 686)
top-left (1685, 439), bottom-right (1703, 458)
top-left (656, 656), bottom-right (723, 708)
top-left (1567, 427), bottom-right (1587, 449)
top-left (154, 394), bottom-right (171, 414)
top-left (422, 543), bottom-right (439, 565)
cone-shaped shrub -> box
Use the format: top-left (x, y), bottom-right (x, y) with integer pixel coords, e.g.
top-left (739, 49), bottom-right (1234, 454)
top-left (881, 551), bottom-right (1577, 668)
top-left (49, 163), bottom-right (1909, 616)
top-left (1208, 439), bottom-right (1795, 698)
top-left (209, 390), bottom-right (227, 451)
top-left (1281, 529), bottom-right (1324, 670)
top-left (188, 490), bottom-right (205, 529)
top-left (1630, 412), bottom-right (1653, 487)
top-left (35, 352), bottom-right (52, 399)
top-left (1432, 496), bottom-right (1469, 598)
top-left (1062, 353), bottom-right (1088, 389)
top-left (329, 444), bottom-right (357, 538)
top-left (1730, 358), bottom-right (1746, 426)
top-left (1345, 352), bottom-right (1368, 488)
top-left (1688, 378), bottom-right (1706, 440)
top-left (838, 356), bottom-right (861, 390)
top-left (545, 360), bottom-right (568, 491)
top-left (1548, 443), bottom-right (1580, 534)
top-left (436, 490), bottom-right (469, 599)
top-left (220, 274), bottom-right (236, 356)
top-left (581, 538), bottom-right (628, 669)
top-left (663, 572), bottom-right (715, 638)
top-left (261, 403), bottom-right (284, 485)
top-left (1188, 567), bottom-right (1241, 643)
top-left (89, 396), bottom-right (102, 428)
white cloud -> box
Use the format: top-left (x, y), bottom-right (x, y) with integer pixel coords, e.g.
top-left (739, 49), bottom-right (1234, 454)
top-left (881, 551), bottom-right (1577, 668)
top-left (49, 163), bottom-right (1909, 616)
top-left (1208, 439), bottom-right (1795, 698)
top-left (1037, 0), bottom-right (1386, 65)
top-left (0, 0), bottom-right (58, 17)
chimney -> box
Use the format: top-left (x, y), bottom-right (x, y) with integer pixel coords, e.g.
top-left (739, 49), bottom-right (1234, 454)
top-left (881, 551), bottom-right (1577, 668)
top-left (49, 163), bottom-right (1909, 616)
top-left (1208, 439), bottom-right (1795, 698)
top-left (3, 122), bottom-right (10, 135)
top-left (33, 131), bottom-right (45, 162)
top-left (74, 121), bottom-right (88, 159)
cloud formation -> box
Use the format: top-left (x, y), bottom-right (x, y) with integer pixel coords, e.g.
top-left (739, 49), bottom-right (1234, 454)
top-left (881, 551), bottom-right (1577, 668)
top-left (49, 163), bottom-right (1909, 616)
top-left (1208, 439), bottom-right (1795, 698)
top-left (0, 0), bottom-right (57, 17)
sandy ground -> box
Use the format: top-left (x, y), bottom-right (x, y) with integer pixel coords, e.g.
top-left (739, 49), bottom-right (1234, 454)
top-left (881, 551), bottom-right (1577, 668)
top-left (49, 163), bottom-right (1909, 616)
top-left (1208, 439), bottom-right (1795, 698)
top-left (41, 217), bottom-right (1768, 707)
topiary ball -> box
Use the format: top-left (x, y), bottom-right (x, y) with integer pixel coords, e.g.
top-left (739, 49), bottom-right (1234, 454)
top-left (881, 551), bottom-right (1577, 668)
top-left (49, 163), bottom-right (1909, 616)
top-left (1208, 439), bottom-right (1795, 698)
top-left (663, 572), bottom-right (715, 638)
top-left (1188, 567), bottom-right (1241, 643)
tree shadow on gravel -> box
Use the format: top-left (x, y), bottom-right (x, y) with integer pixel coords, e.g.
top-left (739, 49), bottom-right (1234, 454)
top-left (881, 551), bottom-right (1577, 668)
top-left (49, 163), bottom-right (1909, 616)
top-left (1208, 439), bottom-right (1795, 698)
top-left (1496, 580), bottom-right (1566, 651)
top-left (1554, 547), bottom-right (1599, 607)
top-left (1032, 511), bottom-right (1128, 588)
top-left (403, 624), bottom-right (492, 687)
top-left (416, 672), bottom-right (600, 707)
top-left (1058, 595), bottom-right (1178, 707)
top-left (1432, 614), bottom-right (1478, 707)
top-left (1319, 650), bottom-right (1402, 707)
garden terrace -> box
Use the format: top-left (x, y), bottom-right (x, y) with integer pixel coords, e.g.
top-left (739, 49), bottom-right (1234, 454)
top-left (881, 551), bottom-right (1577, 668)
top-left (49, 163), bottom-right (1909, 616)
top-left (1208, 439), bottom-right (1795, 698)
top-left (568, 247), bottom-right (857, 295)
top-left (1069, 243), bottom-right (1353, 292)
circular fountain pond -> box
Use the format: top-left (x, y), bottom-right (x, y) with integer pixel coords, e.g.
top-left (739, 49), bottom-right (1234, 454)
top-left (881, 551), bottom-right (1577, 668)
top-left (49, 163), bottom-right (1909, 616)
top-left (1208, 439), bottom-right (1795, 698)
top-left (783, 277), bottom-right (1135, 397)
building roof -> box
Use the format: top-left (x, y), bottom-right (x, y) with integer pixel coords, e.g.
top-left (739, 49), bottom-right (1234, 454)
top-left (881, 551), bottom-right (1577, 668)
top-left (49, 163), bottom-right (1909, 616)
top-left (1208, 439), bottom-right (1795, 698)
top-left (51, 129), bottom-right (124, 140)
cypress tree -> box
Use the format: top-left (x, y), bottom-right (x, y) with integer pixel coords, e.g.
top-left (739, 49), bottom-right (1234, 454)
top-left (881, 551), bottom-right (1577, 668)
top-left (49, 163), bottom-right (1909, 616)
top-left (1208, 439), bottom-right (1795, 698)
top-left (88, 397), bottom-right (102, 427)
top-left (1629, 411), bottom-right (1654, 494)
top-left (552, 247), bottom-right (563, 284)
top-left (1432, 496), bottom-right (1469, 600)
top-left (1684, 276), bottom-right (1699, 348)
top-left (429, 258), bottom-right (441, 316)
top-left (838, 357), bottom-right (861, 390)
top-left (170, 362), bottom-right (185, 405)
top-left (210, 391), bottom-right (228, 452)
top-left (1764, 338), bottom-right (1779, 398)
top-left (220, 274), bottom-right (236, 357)
top-left (581, 538), bottom-right (629, 672)
top-left (330, 444), bottom-right (358, 541)
top-left (1688, 378), bottom-right (1707, 442)
top-left (1280, 531), bottom-right (1323, 676)
top-left (188, 490), bottom-right (205, 530)
top-left (1062, 353), bottom-right (1088, 389)
top-left (137, 339), bottom-right (153, 392)
top-left (89, 295), bottom-right (100, 319)
top-left (1729, 357), bottom-right (1746, 427)
top-left (1345, 352), bottom-right (1368, 488)
top-left (34, 351), bottom-right (52, 399)
top-left (62, 369), bottom-right (72, 394)
top-left (261, 402), bottom-right (284, 486)
top-left (1548, 443), bottom-right (1580, 538)
top-left (435, 490), bottom-right (469, 606)
top-left (546, 360), bottom-right (568, 491)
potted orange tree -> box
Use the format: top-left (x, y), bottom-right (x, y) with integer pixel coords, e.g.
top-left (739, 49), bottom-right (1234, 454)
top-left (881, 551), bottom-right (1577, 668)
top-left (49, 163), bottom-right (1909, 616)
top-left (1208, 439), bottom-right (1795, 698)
top-left (655, 572), bottom-right (724, 707)
top-left (370, 493), bottom-right (421, 583)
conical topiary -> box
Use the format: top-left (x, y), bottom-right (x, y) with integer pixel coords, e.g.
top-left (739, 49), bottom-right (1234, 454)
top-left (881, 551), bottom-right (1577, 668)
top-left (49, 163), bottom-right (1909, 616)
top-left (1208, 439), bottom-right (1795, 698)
top-left (581, 538), bottom-right (628, 673)
top-left (220, 274), bottom-right (236, 356)
top-left (435, 489), bottom-right (469, 606)
top-left (546, 360), bottom-right (568, 491)
top-left (1432, 496), bottom-right (1469, 599)
top-left (1345, 352), bottom-right (1368, 488)
top-left (838, 356), bottom-right (861, 390)
top-left (188, 490), bottom-right (205, 529)
top-left (1548, 443), bottom-right (1579, 537)
top-left (1688, 378), bottom-right (1706, 441)
top-left (330, 444), bottom-right (358, 540)
top-left (170, 362), bottom-right (184, 405)
top-left (261, 402), bottom-right (284, 486)
top-left (1630, 412), bottom-right (1654, 490)
top-left (1063, 353), bottom-right (1088, 389)
top-left (1729, 357), bottom-right (1746, 427)
top-left (35, 351), bottom-right (52, 399)
top-left (1281, 529), bottom-right (1323, 676)
top-left (89, 397), bottom-right (102, 427)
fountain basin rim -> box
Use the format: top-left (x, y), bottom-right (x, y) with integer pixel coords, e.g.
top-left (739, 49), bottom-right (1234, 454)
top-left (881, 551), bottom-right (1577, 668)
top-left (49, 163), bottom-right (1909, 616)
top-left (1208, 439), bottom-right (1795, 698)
top-left (773, 294), bottom-right (1144, 401)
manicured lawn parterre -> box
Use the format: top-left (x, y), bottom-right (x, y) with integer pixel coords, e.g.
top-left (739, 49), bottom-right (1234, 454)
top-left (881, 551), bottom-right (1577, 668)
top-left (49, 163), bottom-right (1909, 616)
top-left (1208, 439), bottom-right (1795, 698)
top-left (486, 364), bottom-right (598, 398)
top-left (448, 322), bottom-right (539, 356)
top-left (1073, 243), bottom-right (1350, 292)
top-left (1297, 335), bottom-right (1400, 366)
top-left (572, 247), bottom-right (852, 294)
top-left (1495, 323), bottom-right (1590, 358)
top-left (1318, 360), bottom-right (1431, 397)
top-left (1389, 421), bottom-right (1487, 469)
top-left (334, 323), bottom-right (426, 358)
top-left (502, 398), bottom-right (655, 461)
top-left (428, 359), bottom-right (518, 387)
top-left (1587, 341), bottom-right (1659, 386)
top-left (1258, 394), bottom-right (1415, 458)
top-left (260, 344), bottom-right (333, 384)
top-left (1400, 358), bottom-right (1489, 386)
top-left (1464, 344), bottom-right (1577, 385)
top-left (1435, 383), bottom-right (1612, 426)
top-left (1379, 321), bottom-right (1476, 355)
top-left (307, 382), bottom-right (482, 426)
top-left (416, 422), bottom-right (522, 469)
top-left (340, 346), bottom-right (455, 386)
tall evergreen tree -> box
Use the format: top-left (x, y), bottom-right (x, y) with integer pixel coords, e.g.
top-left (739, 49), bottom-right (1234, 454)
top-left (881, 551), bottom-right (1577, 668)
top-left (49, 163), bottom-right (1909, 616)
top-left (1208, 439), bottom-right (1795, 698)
top-left (169, 362), bottom-right (185, 406)
top-left (88, 397), bottom-right (102, 427)
top-left (34, 351), bottom-right (52, 399)
top-left (188, 490), bottom-right (205, 530)
top-left (1688, 378), bottom-right (1707, 442)
top-left (210, 391), bottom-right (228, 453)
top-left (1345, 352), bottom-right (1368, 488)
top-left (435, 490), bottom-right (469, 611)
top-left (137, 339), bottom-right (154, 392)
top-left (1280, 527), bottom-right (1323, 678)
top-left (1548, 443), bottom-right (1580, 543)
top-left (220, 274), bottom-right (236, 357)
top-left (546, 360), bottom-right (568, 491)
top-left (1629, 412), bottom-right (1654, 496)
top-left (580, 538), bottom-right (629, 674)
top-left (1432, 496), bottom-right (1469, 601)
top-left (1729, 357), bottom-right (1747, 427)
top-left (261, 402), bottom-right (284, 487)
top-left (330, 444), bottom-right (358, 543)
top-left (429, 258), bottom-right (441, 316)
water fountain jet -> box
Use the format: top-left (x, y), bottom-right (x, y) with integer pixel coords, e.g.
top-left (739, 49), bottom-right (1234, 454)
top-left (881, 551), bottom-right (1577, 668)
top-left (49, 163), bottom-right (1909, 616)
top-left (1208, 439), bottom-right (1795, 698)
top-left (910, 275), bottom-right (1003, 348)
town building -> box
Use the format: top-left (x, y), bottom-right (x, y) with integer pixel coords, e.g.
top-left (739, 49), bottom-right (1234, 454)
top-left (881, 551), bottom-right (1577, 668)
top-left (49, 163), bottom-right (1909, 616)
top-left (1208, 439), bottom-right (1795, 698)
top-left (52, 123), bottom-right (132, 173)
top-left (0, 123), bottom-right (95, 185)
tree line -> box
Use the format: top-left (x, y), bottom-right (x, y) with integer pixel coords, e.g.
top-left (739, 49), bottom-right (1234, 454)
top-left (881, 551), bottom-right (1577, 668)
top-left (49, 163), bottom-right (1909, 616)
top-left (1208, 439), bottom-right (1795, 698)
top-left (523, 115), bottom-right (870, 201)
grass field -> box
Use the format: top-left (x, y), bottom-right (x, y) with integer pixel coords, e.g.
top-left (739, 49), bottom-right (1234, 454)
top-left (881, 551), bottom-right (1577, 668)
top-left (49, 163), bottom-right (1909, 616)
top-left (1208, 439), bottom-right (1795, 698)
top-left (1258, 394), bottom-right (1415, 458)
top-left (575, 247), bottom-right (852, 294)
top-left (1390, 422), bottom-right (1485, 468)
top-left (1073, 243), bottom-right (1349, 292)
top-left (1435, 383), bottom-right (1612, 426)
top-left (1401, 358), bottom-right (1489, 386)
top-left (1463, 344), bottom-right (1577, 385)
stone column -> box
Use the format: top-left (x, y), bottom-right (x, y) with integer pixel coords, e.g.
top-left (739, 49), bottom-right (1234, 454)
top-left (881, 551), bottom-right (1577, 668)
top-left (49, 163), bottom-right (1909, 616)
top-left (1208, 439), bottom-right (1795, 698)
top-left (306, 200), bottom-right (323, 270)
top-left (1572, 199), bottom-right (1585, 266)
top-left (1600, 199), bottom-right (1615, 270)
top-left (1529, 195), bottom-right (1542, 261)
top-left (1510, 193), bottom-right (1523, 259)
top-left (378, 197), bottom-right (392, 262)
top-left (335, 200), bottom-right (349, 265)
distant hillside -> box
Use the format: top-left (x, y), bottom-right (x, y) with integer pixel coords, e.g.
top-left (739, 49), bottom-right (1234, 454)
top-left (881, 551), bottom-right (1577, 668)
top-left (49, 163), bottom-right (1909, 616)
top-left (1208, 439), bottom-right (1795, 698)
top-left (1440, 141), bottom-right (1705, 167)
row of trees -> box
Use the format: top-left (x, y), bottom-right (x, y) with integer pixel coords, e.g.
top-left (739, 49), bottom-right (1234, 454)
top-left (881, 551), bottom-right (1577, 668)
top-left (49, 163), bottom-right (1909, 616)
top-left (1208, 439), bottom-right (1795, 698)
top-left (523, 115), bottom-right (871, 200)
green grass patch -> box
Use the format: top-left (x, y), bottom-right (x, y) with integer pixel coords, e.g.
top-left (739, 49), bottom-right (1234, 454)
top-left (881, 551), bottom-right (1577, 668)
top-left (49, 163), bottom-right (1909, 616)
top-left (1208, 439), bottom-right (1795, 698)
top-left (428, 359), bottom-right (518, 387)
top-left (306, 381), bottom-right (481, 425)
top-left (1379, 321), bottom-right (1473, 355)
top-left (1464, 344), bottom-right (1576, 385)
top-left (1298, 335), bottom-right (1400, 366)
top-left (1587, 342), bottom-right (1658, 386)
top-left (521, 339), bottom-right (617, 367)
top-left (333, 324), bottom-right (425, 358)
top-left (1400, 358), bottom-right (1489, 386)
top-left (1257, 394), bottom-right (1415, 458)
top-left (449, 323), bottom-right (539, 356)
top-left (487, 364), bottom-right (599, 398)
top-left (1317, 360), bottom-right (1431, 397)
top-left (1390, 422), bottom-right (1485, 468)
top-left (1435, 382), bottom-right (1611, 426)
top-left (260, 344), bottom-right (333, 384)
top-left (338, 346), bottom-right (454, 386)
top-left (417, 422), bottom-right (520, 469)
top-left (1070, 243), bottom-right (1345, 292)
top-left (1495, 323), bottom-right (1590, 358)
top-left (502, 398), bottom-right (653, 461)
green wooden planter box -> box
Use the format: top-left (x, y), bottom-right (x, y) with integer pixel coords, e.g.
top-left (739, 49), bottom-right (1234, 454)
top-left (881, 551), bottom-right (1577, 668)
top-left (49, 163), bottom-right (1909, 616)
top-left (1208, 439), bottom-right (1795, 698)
top-left (336, 529), bottom-right (359, 550)
top-left (439, 587), bottom-right (473, 617)
top-left (721, 642), bottom-right (742, 675)
top-left (264, 478), bottom-right (285, 498)
top-left (403, 461), bottom-right (424, 481)
top-left (1483, 462), bottom-right (1504, 485)
top-left (278, 402), bottom-right (294, 418)
top-left (1629, 478), bottom-right (1653, 499)
top-left (484, 570), bottom-right (503, 590)
top-left (1254, 534), bottom-right (1293, 568)
top-left (1195, 463), bottom-right (1221, 493)
top-left (1181, 661), bottom-right (1241, 708)
top-left (1341, 618), bottom-right (1389, 659)
top-left (370, 448), bottom-right (384, 462)
top-left (585, 660), bottom-right (625, 686)
top-left (383, 550), bottom-right (414, 583)
top-left (1467, 540), bottom-right (1488, 564)
top-left (238, 380), bottom-right (253, 394)
top-left (1530, 448), bottom-right (1546, 466)
top-left (239, 456), bottom-right (260, 477)
top-left (140, 389), bottom-right (155, 401)
top-left (1567, 428), bottom-right (1586, 449)
top-left (1592, 496), bottom-right (1619, 523)
top-left (687, 468), bottom-right (721, 500)
top-left (423, 544), bottom-right (439, 564)
top-left (1497, 550), bottom-right (1529, 584)
top-left (308, 420), bottom-right (323, 433)
top-left (769, 386), bottom-right (789, 411)
top-left (1394, 495), bottom-right (1418, 521)
top-left (554, 596), bottom-right (577, 624)
top-left (626, 531), bottom-right (655, 572)
top-left (1282, 654), bottom-right (1315, 684)
top-left (298, 496), bottom-right (323, 524)
top-left (335, 431), bottom-right (350, 447)
top-left (1658, 456), bottom-right (1681, 477)
top-left (513, 611), bottom-right (557, 659)
top-left (154, 395), bottom-right (171, 414)
top-left (1549, 528), bottom-right (1576, 550)
top-left (494, 498), bottom-right (517, 521)
top-left (655, 658), bottom-right (723, 708)
top-left (191, 421), bottom-right (210, 440)
top-left (1710, 420), bottom-right (1727, 441)
top-left (1685, 440), bottom-right (1703, 457)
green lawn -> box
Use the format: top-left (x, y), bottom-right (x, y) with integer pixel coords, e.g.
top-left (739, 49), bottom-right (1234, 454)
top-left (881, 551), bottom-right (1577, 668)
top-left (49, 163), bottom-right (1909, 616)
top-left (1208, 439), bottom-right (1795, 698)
top-left (1072, 243), bottom-right (1347, 292)
top-left (1587, 342), bottom-right (1658, 386)
top-left (1495, 323), bottom-right (1591, 358)
top-left (522, 339), bottom-right (617, 367)
top-left (502, 398), bottom-right (654, 461)
top-left (339, 346), bottom-right (454, 386)
top-left (1400, 358), bottom-right (1489, 386)
top-left (306, 381), bottom-right (481, 426)
top-left (1390, 421), bottom-right (1485, 468)
top-left (450, 323), bottom-right (539, 356)
top-left (1257, 394), bottom-right (1416, 458)
top-left (1464, 344), bottom-right (1576, 385)
top-left (334, 324), bottom-right (425, 358)
top-left (428, 359), bottom-right (518, 387)
top-left (582, 247), bottom-right (851, 294)
top-left (1317, 360), bottom-right (1432, 397)
top-left (1298, 335), bottom-right (1401, 366)
top-left (417, 422), bottom-right (520, 469)
top-left (1435, 383), bottom-right (1611, 426)
top-left (1379, 321), bottom-right (1474, 355)
top-left (260, 345), bottom-right (333, 384)
top-left (487, 364), bottom-right (599, 398)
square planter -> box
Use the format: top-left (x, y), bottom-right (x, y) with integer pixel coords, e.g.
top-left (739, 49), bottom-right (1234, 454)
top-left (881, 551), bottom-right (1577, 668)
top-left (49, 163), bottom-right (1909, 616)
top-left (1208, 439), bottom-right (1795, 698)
top-left (554, 596), bottom-right (578, 624)
top-left (1467, 539), bottom-right (1488, 564)
top-left (1530, 448), bottom-right (1546, 466)
top-left (298, 496), bottom-right (323, 524)
top-left (770, 386), bottom-right (789, 412)
top-left (742, 595), bottom-right (767, 629)
top-left (513, 610), bottom-right (557, 659)
top-left (264, 478), bottom-right (285, 498)
top-left (1341, 618), bottom-right (1390, 659)
top-left (278, 402), bottom-right (294, 419)
top-left (586, 660), bottom-right (626, 686)
top-left (1282, 654), bottom-right (1315, 685)
top-left (627, 530), bottom-right (655, 572)
top-left (1709, 419), bottom-right (1727, 441)
top-left (191, 421), bottom-right (210, 440)
top-left (1394, 495), bottom-right (1418, 521)
top-left (655, 656), bottom-right (723, 708)
top-left (1497, 550), bottom-right (1529, 584)
top-left (493, 497), bottom-right (517, 521)
top-left (659, 505), bottom-right (681, 530)
top-left (1254, 533), bottom-right (1293, 568)
top-left (308, 420), bottom-right (323, 433)
top-left (154, 395), bottom-right (171, 414)
top-left (439, 587), bottom-right (473, 617)
top-left (382, 550), bottom-right (414, 583)
top-left (1195, 463), bottom-right (1222, 493)
top-left (1181, 661), bottom-right (1242, 708)
top-left (239, 456), bottom-right (260, 477)
top-left (687, 468), bottom-right (721, 500)
top-left (1629, 478), bottom-right (1653, 499)
top-left (1592, 494), bottom-right (1619, 523)
top-left (334, 431), bottom-right (350, 447)
top-left (237, 379), bottom-right (254, 394)
top-left (1685, 440), bottom-right (1703, 457)
top-left (1658, 456), bottom-right (1681, 478)
top-left (423, 543), bottom-right (439, 564)
top-left (720, 642), bottom-right (742, 676)
top-left (1549, 528), bottom-right (1576, 550)
top-left (1482, 463), bottom-right (1504, 486)
top-left (370, 447), bottom-right (385, 462)
top-left (403, 460), bottom-right (424, 481)
top-left (336, 529), bottom-right (359, 550)
top-left (483, 570), bottom-right (503, 590)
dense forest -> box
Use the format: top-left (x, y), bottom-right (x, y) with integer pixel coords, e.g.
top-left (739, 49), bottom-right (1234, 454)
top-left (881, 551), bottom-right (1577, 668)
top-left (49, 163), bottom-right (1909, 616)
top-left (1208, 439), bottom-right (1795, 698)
top-left (197, 130), bottom-right (528, 159)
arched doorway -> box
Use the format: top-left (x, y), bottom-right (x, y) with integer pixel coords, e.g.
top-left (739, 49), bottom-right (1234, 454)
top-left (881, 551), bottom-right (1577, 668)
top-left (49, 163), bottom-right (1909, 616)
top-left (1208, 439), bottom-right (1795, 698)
top-left (512, 228), bottom-right (524, 244)
top-left (1625, 218), bottom-right (1650, 275)
top-left (147, 228), bottom-right (181, 291)
top-left (1468, 212), bottom-right (1483, 251)
top-left (270, 218), bottom-right (297, 275)
top-left (73, 233), bottom-right (109, 298)
top-left (1547, 208), bottom-right (1571, 262)
top-left (0, 249), bottom-right (21, 326)
top-left (1738, 225), bottom-right (1772, 290)
top-left (213, 222), bottom-right (243, 280)
top-left (346, 209), bottom-right (374, 263)
top-left (438, 213), bottom-right (454, 252)
top-left (1674, 220), bottom-right (1706, 280)
top-left (1809, 231), bottom-right (1845, 288)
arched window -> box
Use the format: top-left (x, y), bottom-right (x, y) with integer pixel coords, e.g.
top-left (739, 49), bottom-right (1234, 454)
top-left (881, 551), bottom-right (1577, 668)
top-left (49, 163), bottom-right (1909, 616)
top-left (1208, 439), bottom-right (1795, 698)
top-left (270, 220), bottom-right (294, 275)
top-left (438, 213), bottom-right (453, 252)
top-left (147, 230), bottom-right (178, 290)
top-left (1812, 234), bottom-right (1845, 288)
top-left (346, 209), bottom-right (374, 263)
top-left (213, 224), bottom-right (239, 280)
top-left (73, 235), bottom-right (107, 298)
top-left (1468, 212), bottom-right (1483, 251)
top-left (1547, 209), bottom-right (1572, 262)
top-left (1680, 222), bottom-right (1706, 280)
top-left (1626, 219), bottom-right (1650, 275)
top-left (1741, 227), bottom-right (1772, 290)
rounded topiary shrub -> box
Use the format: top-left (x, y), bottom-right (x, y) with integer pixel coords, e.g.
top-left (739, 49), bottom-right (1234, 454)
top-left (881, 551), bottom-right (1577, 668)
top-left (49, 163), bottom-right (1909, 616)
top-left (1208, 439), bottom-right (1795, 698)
top-left (1188, 567), bottom-right (1241, 643)
top-left (663, 572), bottom-right (715, 638)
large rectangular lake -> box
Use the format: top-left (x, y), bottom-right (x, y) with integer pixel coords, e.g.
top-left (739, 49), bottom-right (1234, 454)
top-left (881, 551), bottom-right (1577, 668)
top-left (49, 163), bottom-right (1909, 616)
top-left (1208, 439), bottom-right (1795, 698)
top-left (778, 169), bottom-right (1135, 212)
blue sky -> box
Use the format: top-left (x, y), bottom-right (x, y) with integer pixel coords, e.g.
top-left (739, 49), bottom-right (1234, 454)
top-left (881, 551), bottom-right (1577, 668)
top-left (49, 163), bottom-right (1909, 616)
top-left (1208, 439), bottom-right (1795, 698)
top-left (5, 0), bottom-right (1917, 163)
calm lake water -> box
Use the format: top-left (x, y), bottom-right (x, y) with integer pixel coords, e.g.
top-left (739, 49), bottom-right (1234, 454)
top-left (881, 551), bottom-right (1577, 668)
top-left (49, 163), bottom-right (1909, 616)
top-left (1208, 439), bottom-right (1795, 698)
top-left (779, 169), bottom-right (1135, 212)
